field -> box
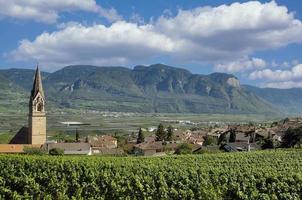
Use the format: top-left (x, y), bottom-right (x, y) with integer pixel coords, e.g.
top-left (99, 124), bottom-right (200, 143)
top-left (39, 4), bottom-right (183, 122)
top-left (0, 149), bottom-right (301, 199)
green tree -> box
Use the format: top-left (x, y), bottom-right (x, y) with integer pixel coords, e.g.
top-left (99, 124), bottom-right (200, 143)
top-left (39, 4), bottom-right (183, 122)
top-left (156, 124), bottom-right (166, 141)
top-left (282, 127), bottom-right (302, 148)
top-left (229, 130), bottom-right (236, 143)
top-left (218, 132), bottom-right (227, 144)
top-left (203, 136), bottom-right (217, 146)
top-left (137, 128), bottom-right (145, 144)
top-left (166, 126), bottom-right (174, 141)
top-left (75, 128), bottom-right (79, 142)
top-left (261, 138), bottom-right (275, 149)
top-left (175, 143), bottom-right (192, 155)
top-left (49, 148), bottom-right (64, 156)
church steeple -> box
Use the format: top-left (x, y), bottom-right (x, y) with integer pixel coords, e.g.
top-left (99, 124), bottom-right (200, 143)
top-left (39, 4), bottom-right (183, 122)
top-left (31, 65), bottom-right (44, 99)
top-left (28, 64), bottom-right (46, 145)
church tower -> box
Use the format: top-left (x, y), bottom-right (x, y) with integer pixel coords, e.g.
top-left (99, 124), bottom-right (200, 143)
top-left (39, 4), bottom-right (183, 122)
top-left (28, 65), bottom-right (46, 145)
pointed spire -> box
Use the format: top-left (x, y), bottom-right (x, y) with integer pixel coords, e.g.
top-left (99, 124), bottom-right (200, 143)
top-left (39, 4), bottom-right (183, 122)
top-left (31, 64), bottom-right (44, 98)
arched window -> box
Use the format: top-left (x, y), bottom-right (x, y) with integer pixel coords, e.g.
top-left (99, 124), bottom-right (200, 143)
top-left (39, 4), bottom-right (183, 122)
top-left (37, 102), bottom-right (43, 112)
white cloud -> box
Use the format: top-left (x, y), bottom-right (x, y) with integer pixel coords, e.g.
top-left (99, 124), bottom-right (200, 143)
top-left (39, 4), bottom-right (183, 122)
top-left (129, 13), bottom-right (145, 24)
top-left (0, 0), bottom-right (121, 23)
top-left (98, 6), bottom-right (122, 23)
top-left (8, 1), bottom-right (302, 70)
top-left (155, 1), bottom-right (302, 62)
top-left (215, 57), bottom-right (266, 72)
top-left (10, 22), bottom-right (174, 69)
top-left (249, 64), bottom-right (302, 81)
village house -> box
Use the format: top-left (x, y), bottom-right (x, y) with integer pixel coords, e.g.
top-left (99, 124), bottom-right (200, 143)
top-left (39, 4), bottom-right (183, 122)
top-left (174, 130), bottom-right (205, 145)
top-left (221, 142), bottom-right (261, 152)
top-left (233, 132), bottom-right (250, 143)
top-left (86, 135), bottom-right (124, 155)
top-left (46, 143), bottom-right (92, 155)
top-left (255, 128), bottom-right (280, 141)
top-left (208, 127), bottom-right (226, 138)
top-left (134, 141), bottom-right (179, 156)
top-left (134, 140), bottom-right (202, 156)
top-left (88, 135), bottom-right (118, 149)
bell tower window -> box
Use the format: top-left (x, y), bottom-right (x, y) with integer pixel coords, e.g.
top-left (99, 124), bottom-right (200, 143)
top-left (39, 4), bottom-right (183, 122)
top-left (36, 102), bottom-right (43, 112)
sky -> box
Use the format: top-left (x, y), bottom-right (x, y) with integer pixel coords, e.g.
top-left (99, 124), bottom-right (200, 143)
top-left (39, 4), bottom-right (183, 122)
top-left (0, 0), bottom-right (302, 89)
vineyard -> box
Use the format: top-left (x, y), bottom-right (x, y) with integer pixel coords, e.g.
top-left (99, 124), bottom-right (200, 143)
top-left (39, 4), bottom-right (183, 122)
top-left (0, 150), bottom-right (301, 199)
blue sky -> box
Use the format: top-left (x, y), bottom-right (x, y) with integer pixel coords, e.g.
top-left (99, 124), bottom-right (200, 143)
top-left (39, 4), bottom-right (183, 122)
top-left (0, 0), bottom-right (302, 88)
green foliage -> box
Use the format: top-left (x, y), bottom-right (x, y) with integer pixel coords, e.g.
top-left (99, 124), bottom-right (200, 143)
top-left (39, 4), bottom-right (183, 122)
top-left (261, 138), bottom-right (274, 149)
top-left (194, 148), bottom-right (221, 154)
top-left (52, 133), bottom-right (70, 142)
top-left (75, 129), bottom-right (79, 142)
top-left (122, 143), bottom-right (135, 155)
top-left (203, 136), bottom-right (217, 146)
top-left (229, 130), bottom-right (236, 143)
top-left (64, 138), bottom-right (76, 143)
top-left (166, 125), bottom-right (173, 141)
top-left (175, 143), bottom-right (193, 155)
top-left (261, 138), bottom-right (279, 149)
top-left (282, 127), bottom-right (302, 148)
top-left (49, 148), bottom-right (64, 156)
top-left (0, 150), bottom-right (301, 199)
top-left (23, 147), bottom-right (47, 155)
top-left (156, 124), bottom-right (166, 141)
top-left (190, 127), bottom-right (199, 131)
top-left (136, 128), bottom-right (145, 144)
top-left (218, 132), bottom-right (227, 144)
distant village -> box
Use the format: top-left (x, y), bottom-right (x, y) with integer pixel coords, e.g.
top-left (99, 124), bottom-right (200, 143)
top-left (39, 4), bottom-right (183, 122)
top-left (0, 66), bottom-right (301, 156)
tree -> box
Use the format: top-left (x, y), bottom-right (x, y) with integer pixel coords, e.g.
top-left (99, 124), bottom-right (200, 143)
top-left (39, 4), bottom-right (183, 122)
top-left (75, 128), bottom-right (79, 142)
top-left (175, 143), bottom-right (192, 155)
top-left (137, 128), bottom-right (145, 144)
top-left (229, 130), bottom-right (236, 143)
top-left (156, 124), bottom-right (166, 141)
top-left (261, 138), bottom-right (275, 149)
top-left (203, 136), bottom-right (217, 146)
top-left (218, 132), bottom-right (227, 144)
top-left (49, 148), bottom-right (64, 156)
top-left (282, 127), bottom-right (302, 148)
top-left (166, 126), bottom-right (174, 141)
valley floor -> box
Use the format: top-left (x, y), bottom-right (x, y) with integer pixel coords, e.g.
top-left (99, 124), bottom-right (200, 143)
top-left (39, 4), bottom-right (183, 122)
top-left (0, 111), bottom-right (281, 142)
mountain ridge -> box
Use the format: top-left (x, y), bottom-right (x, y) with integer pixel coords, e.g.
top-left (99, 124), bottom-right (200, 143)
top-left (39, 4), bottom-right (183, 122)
top-left (0, 64), bottom-right (299, 115)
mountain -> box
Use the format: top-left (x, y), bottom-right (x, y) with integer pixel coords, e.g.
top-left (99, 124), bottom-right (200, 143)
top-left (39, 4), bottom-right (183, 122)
top-left (0, 68), bottom-right (50, 91)
top-left (0, 64), bottom-right (290, 115)
top-left (243, 85), bottom-right (302, 115)
top-left (0, 70), bottom-right (28, 113)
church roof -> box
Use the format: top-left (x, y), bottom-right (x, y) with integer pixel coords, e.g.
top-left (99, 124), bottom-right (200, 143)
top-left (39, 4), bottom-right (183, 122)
top-left (31, 65), bottom-right (44, 98)
top-left (9, 126), bottom-right (29, 144)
